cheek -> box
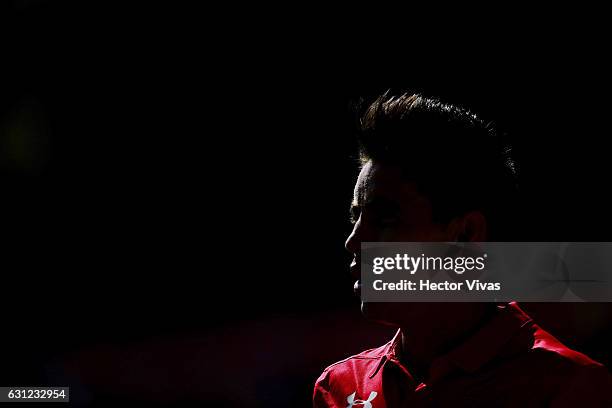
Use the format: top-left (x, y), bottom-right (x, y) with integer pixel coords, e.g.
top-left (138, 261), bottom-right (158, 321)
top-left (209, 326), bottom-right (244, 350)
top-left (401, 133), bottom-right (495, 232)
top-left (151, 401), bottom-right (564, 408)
top-left (385, 225), bottom-right (450, 242)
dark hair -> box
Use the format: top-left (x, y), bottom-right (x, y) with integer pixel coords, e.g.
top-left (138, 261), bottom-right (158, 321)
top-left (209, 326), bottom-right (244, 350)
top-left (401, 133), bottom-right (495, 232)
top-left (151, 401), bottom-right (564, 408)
top-left (358, 92), bottom-right (519, 240)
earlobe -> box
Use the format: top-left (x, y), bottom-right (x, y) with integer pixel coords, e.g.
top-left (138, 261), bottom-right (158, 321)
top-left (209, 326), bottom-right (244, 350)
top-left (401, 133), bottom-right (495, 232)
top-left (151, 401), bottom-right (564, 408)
top-left (448, 212), bottom-right (487, 242)
top-left (462, 211), bottom-right (487, 242)
top-left (446, 217), bottom-right (467, 242)
top-left (457, 230), bottom-right (469, 243)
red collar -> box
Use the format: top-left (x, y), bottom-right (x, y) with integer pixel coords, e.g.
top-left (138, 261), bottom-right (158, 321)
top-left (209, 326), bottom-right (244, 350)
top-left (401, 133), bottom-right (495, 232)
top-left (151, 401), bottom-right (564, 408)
top-left (368, 302), bottom-right (534, 383)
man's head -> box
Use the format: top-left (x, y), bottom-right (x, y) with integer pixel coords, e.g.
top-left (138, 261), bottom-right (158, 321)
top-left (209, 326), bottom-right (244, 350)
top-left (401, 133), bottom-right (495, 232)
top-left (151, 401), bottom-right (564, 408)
top-left (345, 93), bottom-right (518, 326)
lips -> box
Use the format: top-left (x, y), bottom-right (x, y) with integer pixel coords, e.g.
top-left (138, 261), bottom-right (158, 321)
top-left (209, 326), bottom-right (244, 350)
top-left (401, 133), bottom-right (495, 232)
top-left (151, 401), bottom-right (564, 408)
top-left (353, 280), bottom-right (361, 296)
top-left (350, 259), bottom-right (361, 296)
top-left (350, 259), bottom-right (361, 281)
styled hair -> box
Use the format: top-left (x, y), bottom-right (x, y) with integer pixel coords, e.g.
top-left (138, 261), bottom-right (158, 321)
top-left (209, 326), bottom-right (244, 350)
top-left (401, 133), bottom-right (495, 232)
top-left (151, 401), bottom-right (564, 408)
top-left (358, 92), bottom-right (519, 239)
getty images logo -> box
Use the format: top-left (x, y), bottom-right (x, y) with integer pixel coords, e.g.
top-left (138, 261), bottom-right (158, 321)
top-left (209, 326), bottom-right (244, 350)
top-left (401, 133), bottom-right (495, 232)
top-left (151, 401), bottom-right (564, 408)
top-left (347, 391), bottom-right (377, 408)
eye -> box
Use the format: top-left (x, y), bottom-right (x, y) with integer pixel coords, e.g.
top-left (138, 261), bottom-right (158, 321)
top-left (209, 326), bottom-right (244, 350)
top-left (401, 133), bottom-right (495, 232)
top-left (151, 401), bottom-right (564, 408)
top-left (349, 206), bottom-right (361, 224)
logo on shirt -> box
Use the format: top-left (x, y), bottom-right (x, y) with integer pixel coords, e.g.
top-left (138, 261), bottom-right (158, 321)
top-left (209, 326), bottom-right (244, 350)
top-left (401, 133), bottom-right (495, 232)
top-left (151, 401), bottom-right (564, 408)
top-left (346, 391), bottom-right (377, 408)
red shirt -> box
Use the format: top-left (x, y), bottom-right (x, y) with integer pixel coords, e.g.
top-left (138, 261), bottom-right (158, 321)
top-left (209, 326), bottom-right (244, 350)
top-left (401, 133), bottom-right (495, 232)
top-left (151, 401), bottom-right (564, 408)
top-left (313, 303), bottom-right (612, 407)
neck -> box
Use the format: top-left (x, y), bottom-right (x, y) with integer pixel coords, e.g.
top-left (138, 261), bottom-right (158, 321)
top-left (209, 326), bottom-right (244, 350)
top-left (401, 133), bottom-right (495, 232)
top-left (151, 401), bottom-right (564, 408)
top-left (399, 303), bottom-right (496, 381)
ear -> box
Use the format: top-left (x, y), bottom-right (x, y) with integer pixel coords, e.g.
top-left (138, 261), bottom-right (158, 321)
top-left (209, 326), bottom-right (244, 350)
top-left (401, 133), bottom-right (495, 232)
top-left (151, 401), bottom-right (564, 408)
top-left (446, 211), bottom-right (487, 242)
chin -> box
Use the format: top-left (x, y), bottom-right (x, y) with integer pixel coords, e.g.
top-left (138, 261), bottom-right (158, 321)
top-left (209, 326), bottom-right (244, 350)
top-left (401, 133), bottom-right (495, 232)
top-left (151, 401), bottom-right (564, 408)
top-left (361, 301), bottom-right (431, 328)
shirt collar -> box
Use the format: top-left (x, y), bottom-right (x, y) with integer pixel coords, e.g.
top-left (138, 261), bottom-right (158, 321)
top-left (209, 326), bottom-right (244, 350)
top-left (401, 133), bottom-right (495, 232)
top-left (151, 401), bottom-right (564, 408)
top-left (443, 302), bottom-right (533, 375)
top-left (368, 302), bottom-right (534, 381)
top-left (368, 329), bottom-right (402, 379)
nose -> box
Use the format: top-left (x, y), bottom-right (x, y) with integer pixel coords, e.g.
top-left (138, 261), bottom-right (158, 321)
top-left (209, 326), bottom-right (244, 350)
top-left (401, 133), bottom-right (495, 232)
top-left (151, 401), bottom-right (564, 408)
top-left (345, 219), bottom-right (361, 255)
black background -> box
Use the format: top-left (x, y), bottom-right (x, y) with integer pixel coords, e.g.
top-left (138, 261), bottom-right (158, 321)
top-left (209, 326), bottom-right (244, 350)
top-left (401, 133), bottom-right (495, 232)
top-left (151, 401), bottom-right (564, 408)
top-left (1, 1), bottom-right (611, 406)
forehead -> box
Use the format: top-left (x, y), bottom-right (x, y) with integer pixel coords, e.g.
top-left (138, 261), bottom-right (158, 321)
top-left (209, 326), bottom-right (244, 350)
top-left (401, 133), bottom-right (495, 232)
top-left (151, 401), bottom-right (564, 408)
top-left (354, 161), bottom-right (421, 204)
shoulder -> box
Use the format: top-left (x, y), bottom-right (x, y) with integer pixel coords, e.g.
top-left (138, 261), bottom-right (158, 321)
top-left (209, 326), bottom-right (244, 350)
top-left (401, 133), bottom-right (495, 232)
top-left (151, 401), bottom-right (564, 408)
top-left (530, 325), bottom-right (604, 369)
top-left (315, 343), bottom-right (388, 386)
top-left (526, 325), bottom-right (612, 404)
top-left (313, 343), bottom-right (389, 408)
top-left (507, 303), bottom-right (605, 372)
top-left (314, 342), bottom-right (389, 393)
